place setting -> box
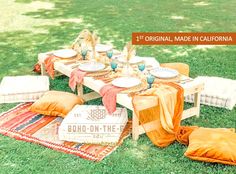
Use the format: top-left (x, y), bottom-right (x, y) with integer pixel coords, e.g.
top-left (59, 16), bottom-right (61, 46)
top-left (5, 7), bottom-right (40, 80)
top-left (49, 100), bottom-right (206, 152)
top-left (53, 49), bottom-right (78, 59)
top-left (77, 45), bottom-right (115, 73)
top-left (70, 33), bottom-right (118, 74)
top-left (97, 42), bottom-right (159, 97)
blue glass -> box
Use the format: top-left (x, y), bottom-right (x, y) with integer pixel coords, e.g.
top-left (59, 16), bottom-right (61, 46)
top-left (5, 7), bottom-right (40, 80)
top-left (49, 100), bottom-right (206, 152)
top-left (147, 75), bottom-right (155, 88)
top-left (138, 64), bottom-right (145, 72)
top-left (110, 61), bottom-right (118, 72)
top-left (81, 49), bottom-right (87, 60)
top-left (106, 50), bottom-right (113, 59)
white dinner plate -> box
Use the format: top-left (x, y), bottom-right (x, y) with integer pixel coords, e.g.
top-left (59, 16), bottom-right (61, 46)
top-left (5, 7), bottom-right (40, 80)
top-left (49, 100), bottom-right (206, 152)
top-left (53, 49), bottom-right (77, 58)
top-left (150, 67), bottom-right (179, 79)
top-left (95, 44), bottom-right (113, 52)
top-left (112, 77), bottom-right (141, 88)
top-left (78, 62), bottom-right (105, 72)
top-left (117, 56), bottom-right (143, 64)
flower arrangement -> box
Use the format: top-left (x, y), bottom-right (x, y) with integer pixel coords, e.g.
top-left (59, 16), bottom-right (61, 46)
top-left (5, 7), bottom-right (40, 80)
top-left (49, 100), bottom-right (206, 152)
top-left (123, 41), bottom-right (136, 62)
top-left (72, 29), bottom-right (100, 60)
top-left (122, 42), bottom-right (136, 76)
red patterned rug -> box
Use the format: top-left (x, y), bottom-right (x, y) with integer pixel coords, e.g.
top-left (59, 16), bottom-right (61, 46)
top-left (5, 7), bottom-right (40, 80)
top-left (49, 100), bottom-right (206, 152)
top-left (0, 103), bottom-right (131, 161)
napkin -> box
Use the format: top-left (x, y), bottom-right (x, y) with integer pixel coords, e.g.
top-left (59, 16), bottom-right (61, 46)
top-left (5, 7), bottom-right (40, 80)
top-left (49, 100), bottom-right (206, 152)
top-left (69, 68), bottom-right (87, 91)
top-left (44, 55), bottom-right (58, 79)
top-left (132, 82), bottom-right (184, 147)
top-left (99, 84), bottom-right (125, 114)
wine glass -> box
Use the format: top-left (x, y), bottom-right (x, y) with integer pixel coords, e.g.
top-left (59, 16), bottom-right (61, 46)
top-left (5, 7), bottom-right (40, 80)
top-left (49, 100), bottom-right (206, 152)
top-left (147, 74), bottom-right (155, 89)
top-left (106, 49), bottom-right (113, 59)
top-left (110, 61), bottom-right (118, 72)
top-left (81, 46), bottom-right (88, 60)
top-left (138, 62), bottom-right (145, 73)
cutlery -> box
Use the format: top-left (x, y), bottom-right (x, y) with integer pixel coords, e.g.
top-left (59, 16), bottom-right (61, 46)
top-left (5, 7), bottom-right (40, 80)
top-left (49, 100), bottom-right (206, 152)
top-left (177, 78), bottom-right (193, 84)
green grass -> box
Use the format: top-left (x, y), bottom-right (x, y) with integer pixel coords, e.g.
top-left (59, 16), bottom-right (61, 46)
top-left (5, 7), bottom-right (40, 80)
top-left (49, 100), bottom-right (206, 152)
top-left (0, 0), bottom-right (236, 173)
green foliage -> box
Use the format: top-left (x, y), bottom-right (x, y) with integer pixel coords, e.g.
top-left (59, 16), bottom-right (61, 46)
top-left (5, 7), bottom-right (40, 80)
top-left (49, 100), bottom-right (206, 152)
top-left (0, 0), bottom-right (236, 173)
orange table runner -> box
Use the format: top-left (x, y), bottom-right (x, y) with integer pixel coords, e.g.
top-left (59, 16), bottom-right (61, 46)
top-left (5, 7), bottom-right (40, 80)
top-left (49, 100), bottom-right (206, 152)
top-left (132, 82), bottom-right (195, 147)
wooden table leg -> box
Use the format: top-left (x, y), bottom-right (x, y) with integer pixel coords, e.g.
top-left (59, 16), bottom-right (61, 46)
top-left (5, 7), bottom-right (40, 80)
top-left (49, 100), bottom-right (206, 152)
top-left (132, 110), bottom-right (139, 140)
top-left (40, 63), bottom-right (47, 76)
top-left (194, 92), bottom-right (201, 117)
top-left (77, 84), bottom-right (84, 97)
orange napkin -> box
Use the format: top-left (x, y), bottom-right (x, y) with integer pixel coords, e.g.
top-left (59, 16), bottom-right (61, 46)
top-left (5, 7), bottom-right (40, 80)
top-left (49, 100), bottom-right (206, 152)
top-left (69, 68), bottom-right (87, 92)
top-left (33, 63), bottom-right (41, 74)
top-left (44, 55), bottom-right (58, 79)
top-left (99, 84), bottom-right (125, 114)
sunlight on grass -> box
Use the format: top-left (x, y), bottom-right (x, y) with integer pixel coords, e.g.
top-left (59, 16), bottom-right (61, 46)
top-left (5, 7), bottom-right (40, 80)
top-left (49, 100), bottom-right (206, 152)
top-left (162, 49), bottom-right (173, 54)
top-left (139, 144), bottom-right (151, 151)
top-left (194, 45), bottom-right (225, 50)
top-left (0, 0), bottom-right (84, 33)
top-left (172, 50), bottom-right (189, 57)
top-left (130, 148), bottom-right (146, 159)
top-left (2, 162), bottom-right (17, 167)
top-left (170, 16), bottom-right (185, 20)
top-left (0, 0), bottom-right (54, 33)
top-left (185, 23), bottom-right (203, 30)
top-left (193, 1), bottom-right (210, 6)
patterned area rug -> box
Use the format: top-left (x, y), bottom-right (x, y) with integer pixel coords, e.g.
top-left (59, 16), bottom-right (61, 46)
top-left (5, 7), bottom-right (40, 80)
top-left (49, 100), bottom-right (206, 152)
top-left (0, 103), bottom-right (131, 161)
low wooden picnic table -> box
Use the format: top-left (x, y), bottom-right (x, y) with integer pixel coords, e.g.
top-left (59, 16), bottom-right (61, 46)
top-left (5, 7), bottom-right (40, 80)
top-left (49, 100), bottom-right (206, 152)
top-left (38, 52), bottom-right (204, 140)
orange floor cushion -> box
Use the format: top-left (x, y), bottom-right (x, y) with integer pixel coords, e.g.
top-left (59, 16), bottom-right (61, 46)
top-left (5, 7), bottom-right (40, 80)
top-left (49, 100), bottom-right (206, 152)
top-left (30, 91), bottom-right (84, 118)
top-left (160, 63), bottom-right (189, 76)
top-left (185, 127), bottom-right (236, 165)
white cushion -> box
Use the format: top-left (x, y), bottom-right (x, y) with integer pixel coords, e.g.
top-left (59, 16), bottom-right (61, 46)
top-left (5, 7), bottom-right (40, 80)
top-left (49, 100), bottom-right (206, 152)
top-left (59, 105), bottom-right (128, 144)
top-left (0, 75), bottom-right (49, 103)
top-left (185, 76), bottom-right (236, 110)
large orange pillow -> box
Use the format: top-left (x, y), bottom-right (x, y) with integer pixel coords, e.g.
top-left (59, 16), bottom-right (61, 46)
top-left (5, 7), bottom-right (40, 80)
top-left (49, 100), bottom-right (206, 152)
top-left (30, 91), bottom-right (84, 118)
top-left (160, 63), bottom-right (189, 76)
top-left (185, 127), bottom-right (236, 165)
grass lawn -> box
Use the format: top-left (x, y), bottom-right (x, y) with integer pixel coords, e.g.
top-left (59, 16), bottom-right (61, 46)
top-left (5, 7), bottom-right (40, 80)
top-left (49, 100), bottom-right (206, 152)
top-left (0, 0), bottom-right (236, 173)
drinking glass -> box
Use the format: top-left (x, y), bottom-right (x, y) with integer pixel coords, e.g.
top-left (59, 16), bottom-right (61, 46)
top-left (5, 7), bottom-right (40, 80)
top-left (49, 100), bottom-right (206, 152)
top-left (81, 47), bottom-right (88, 60)
top-left (138, 63), bottom-right (145, 72)
top-left (147, 74), bottom-right (155, 88)
top-left (110, 61), bottom-right (118, 72)
top-left (106, 49), bottom-right (113, 59)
